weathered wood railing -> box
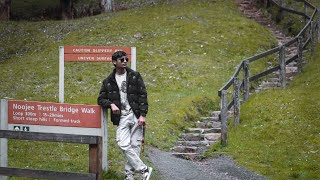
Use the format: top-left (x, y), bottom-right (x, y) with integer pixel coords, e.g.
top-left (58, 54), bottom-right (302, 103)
top-left (0, 130), bottom-right (102, 180)
top-left (218, 0), bottom-right (319, 146)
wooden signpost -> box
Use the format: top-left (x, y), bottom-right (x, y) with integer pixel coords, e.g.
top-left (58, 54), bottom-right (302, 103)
top-left (0, 46), bottom-right (137, 179)
top-left (59, 46), bottom-right (136, 103)
top-left (0, 99), bottom-right (107, 180)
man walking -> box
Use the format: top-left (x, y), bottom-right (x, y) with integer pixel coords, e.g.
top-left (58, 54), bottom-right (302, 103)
top-left (97, 51), bottom-right (152, 180)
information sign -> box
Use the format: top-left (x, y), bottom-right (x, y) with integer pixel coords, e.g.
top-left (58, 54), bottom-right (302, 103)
top-left (8, 100), bottom-right (101, 128)
top-left (1, 99), bottom-right (108, 172)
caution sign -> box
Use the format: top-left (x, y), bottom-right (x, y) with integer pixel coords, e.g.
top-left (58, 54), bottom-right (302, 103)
top-left (64, 46), bottom-right (131, 62)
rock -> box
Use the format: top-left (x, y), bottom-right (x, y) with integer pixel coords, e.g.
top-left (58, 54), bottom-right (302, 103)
top-left (204, 133), bottom-right (221, 141)
top-left (179, 133), bottom-right (204, 141)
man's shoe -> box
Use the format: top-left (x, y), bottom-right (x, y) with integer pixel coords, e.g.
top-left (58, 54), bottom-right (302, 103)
top-left (141, 166), bottom-right (152, 180)
top-left (124, 173), bottom-right (134, 180)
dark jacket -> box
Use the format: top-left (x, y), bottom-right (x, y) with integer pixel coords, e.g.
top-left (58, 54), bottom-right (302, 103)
top-left (97, 68), bottom-right (148, 125)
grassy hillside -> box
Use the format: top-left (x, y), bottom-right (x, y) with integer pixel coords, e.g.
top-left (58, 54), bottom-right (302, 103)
top-left (204, 1), bottom-right (320, 179)
top-left (205, 39), bottom-right (320, 179)
top-left (0, 0), bottom-right (277, 179)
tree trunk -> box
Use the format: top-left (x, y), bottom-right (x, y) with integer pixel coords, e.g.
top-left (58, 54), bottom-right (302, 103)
top-left (100, 0), bottom-right (113, 13)
top-left (60, 0), bottom-right (73, 20)
top-left (0, 0), bottom-right (11, 20)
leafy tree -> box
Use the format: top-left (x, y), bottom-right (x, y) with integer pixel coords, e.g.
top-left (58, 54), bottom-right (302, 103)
top-left (60, 0), bottom-right (73, 19)
top-left (100, 0), bottom-right (113, 12)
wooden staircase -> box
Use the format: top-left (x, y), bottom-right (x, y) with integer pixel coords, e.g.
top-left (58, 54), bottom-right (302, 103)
top-left (171, 0), bottom-right (304, 160)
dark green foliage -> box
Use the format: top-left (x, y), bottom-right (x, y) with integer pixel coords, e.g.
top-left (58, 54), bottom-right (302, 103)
top-left (11, 0), bottom-right (60, 20)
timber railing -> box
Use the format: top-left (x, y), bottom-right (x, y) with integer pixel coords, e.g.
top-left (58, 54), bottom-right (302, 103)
top-left (0, 130), bottom-right (102, 180)
top-left (218, 0), bottom-right (319, 146)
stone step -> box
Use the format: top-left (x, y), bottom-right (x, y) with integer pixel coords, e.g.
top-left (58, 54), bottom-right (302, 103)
top-left (175, 140), bottom-right (215, 147)
top-left (171, 146), bottom-right (199, 153)
top-left (179, 133), bottom-right (204, 141)
top-left (196, 121), bottom-right (221, 129)
top-left (187, 127), bottom-right (221, 134)
top-left (255, 86), bottom-right (278, 92)
top-left (259, 81), bottom-right (280, 88)
top-left (287, 76), bottom-right (294, 81)
top-left (241, 0), bottom-right (252, 4)
top-left (287, 61), bottom-right (297, 67)
top-left (200, 116), bottom-right (219, 122)
top-left (203, 133), bottom-right (221, 141)
top-left (179, 132), bottom-right (221, 141)
top-left (286, 71), bottom-right (298, 78)
top-left (268, 78), bottom-right (279, 82)
top-left (276, 35), bottom-right (286, 40)
top-left (171, 152), bottom-right (200, 160)
top-left (287, 53), bottom-right (298, 58)
top-left (211, 111), bottom-right (233, 117)
top-left (275, 70), bottom-right (298, 77)
top-left (210, 111), bottom-right (221, 117)
top-left (286, 66), bottom-right (297, 73)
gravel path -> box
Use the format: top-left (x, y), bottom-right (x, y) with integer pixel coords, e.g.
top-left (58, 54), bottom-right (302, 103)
top-left (146, 148), bottom-right (267, 180)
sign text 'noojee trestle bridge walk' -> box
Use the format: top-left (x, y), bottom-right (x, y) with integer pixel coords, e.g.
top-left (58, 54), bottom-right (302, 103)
top-left (59, 46), bottom-right (136, 103)
top-left (0, 99), bottom-right (107, 180)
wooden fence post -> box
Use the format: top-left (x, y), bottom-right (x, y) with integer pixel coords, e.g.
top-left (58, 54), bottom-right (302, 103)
top-left (318, 11), bottom-right (320, 43)
top-left (220, 90), bottom-right (228, 146)
top-left (279, 0), bottom-right (284, 20)
top-left (89, 137), bottom-right (102, 180)
top-left (279, 45), bottom-right (286, 87)
top-left (101, 108), bottom-right (108, 171)
top-left (297, 36), bottom-right (303, 73)
top-left (0, 99), bottom-right (8, 180)
top-left (233, 77), bottom-right (240, 127)
top-left (311, 21), bottom-right (315, 58)
top-left (243, 60), bottom-right (250, 101)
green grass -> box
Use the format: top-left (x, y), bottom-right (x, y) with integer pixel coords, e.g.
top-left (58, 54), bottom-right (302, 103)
top-left (0, 0), bottom-right (278, 179)
top-left (204, 3), bottom-right (320, 180)
top-left (205, 44), bottom-right (320, 179)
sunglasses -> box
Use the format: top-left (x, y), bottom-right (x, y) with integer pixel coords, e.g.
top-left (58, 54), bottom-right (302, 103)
top-left (117, 57), bottom-right (129, 62)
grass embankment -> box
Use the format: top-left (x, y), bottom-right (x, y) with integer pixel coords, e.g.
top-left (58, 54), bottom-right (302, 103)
top-left (0, 0), bottom-right (276, 179)
top-left (206, 43), bottom-right (320, 179)
top-left (205, 1), bottom-right (320, 179)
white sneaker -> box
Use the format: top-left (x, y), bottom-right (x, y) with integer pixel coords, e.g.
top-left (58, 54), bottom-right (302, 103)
top-left (124, 173), bottom-right (134, 180)
top-left (141, 166), bottom-right (153, 180)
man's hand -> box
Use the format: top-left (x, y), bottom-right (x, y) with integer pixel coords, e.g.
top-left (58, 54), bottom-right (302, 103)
top-left (110, 104), bottom-right (120, 114)
top-left (138, 116), bottom-right (146, 126)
